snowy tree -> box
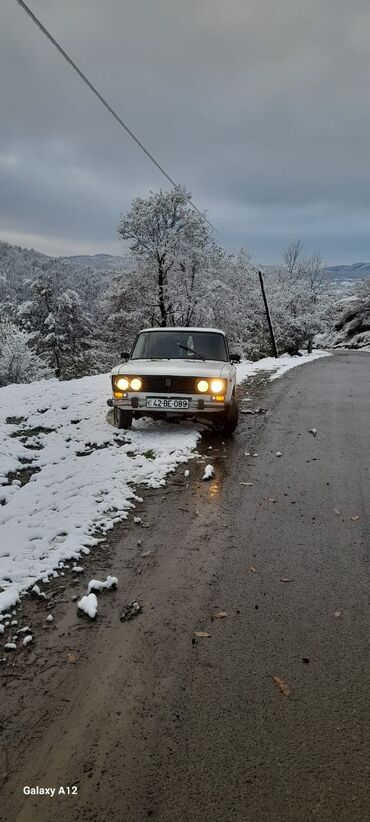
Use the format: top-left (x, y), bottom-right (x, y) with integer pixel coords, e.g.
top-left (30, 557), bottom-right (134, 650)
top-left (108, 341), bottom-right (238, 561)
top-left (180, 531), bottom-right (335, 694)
top-left (17, 272), bottom-right (93, 379)
top-left (116, 185), bottom-right (225, 331)
top-left (207, 250), bottom-right (269, 359)
top-left (264, 242), bottom-right (332, 354)
top-left (0, 322), bottom-right (52, 386)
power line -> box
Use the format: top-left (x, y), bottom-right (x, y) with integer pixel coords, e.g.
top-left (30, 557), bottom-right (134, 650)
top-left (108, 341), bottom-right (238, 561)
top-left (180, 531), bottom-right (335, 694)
top-left (15, 0), bottom-right (235, 250)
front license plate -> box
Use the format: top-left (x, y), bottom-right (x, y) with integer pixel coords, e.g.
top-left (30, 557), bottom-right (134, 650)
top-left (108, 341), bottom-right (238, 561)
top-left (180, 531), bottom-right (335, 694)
top-left (146, 397), bottom-right (190, 410)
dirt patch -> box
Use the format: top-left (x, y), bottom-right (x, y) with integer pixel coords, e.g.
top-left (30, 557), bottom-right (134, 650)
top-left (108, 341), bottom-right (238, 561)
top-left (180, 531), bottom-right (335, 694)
top-left (75, 442), bottom-right (110, 458)
top-left (9, 426), bottom-right (55, 440)
top-left (5, 465), bottom-right (41, 487)
top-left (237, 369), bottom-right (275, 403)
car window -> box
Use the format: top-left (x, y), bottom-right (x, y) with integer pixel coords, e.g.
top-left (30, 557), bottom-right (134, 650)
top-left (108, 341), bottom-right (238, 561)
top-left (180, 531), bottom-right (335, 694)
top-left (131, 331), bottom-right (228, 361)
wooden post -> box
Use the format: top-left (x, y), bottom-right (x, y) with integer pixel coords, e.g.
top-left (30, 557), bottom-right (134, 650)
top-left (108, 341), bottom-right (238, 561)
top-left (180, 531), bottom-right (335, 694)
top-left (258, 269), bottom-right (278, 358)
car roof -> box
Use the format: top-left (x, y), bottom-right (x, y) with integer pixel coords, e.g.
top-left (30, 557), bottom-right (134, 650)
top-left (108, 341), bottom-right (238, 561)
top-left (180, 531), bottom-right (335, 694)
top-left (138, 327), bottom-right (226, 335)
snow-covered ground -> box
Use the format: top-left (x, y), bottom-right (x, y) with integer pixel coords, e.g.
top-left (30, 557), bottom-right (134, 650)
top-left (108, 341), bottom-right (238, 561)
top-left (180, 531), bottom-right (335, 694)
top-left (237, 349), bottom-right (329, 382)
top-left (0, 351), bottom-right (329, 613)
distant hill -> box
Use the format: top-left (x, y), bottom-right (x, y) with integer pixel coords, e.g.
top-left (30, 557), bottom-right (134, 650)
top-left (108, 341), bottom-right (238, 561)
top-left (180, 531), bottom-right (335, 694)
top-left (327, 263), bottom-right (370, 282)
top-left (0, 242), bottom-right (130, 310)
top-left (63, 253), bottom-right (130, 272)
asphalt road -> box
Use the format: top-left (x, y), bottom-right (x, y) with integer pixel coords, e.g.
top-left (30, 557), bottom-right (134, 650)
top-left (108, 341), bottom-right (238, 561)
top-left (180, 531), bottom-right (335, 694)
top-left (1, 351), bottom-right (369, 822)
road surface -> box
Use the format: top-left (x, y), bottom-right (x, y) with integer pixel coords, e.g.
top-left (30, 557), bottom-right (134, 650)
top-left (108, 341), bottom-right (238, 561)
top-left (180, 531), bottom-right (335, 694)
top-left (1, 351), bottom-right (369, 822)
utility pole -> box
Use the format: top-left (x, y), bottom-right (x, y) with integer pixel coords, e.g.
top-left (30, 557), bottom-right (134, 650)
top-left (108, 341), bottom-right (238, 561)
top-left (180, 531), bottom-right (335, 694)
top-left (258, 269), bottom-right (278, 358)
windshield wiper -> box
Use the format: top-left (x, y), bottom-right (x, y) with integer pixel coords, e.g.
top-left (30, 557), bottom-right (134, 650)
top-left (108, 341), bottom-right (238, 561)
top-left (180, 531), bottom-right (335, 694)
top-left (178, 344), bottom-right (205, 361)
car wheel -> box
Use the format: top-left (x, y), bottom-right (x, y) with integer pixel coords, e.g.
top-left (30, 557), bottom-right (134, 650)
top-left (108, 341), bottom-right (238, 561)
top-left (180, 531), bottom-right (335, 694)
top-left (114, 407), bottom-right (133, 430)
top-left (218, 396), bottom-right (239, 436)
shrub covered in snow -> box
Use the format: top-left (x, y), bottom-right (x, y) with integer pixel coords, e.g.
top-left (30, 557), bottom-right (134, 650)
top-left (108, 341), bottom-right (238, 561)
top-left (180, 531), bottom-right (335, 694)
top-left (0, 322), bottom-right (51, 387)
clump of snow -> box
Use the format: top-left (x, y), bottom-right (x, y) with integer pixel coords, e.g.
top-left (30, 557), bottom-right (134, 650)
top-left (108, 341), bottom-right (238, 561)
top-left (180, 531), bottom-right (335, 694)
top-left (87, 576), bottom-right (118, 594)
top-left (276, 451), bottom-right (282, 457)
top-left (72, 566), bottom-right (84, 574)
top-left (77, 593), bottom-right (98, 620)
top-left (0, 624), bottom-right (4, 634)
top-left (31, 584), bottom-right (46, 599)
top-left (46, 614), bottom-right (54, 623)
top-left (202, 464), bottom-right (215, 481)
top-left (184, 469), bottom-right (190, 478)
top-left (23, 634), bottom-right (33, 647)
top-left (133, 516), bottom-right (142, 524)
top-left (4, 643), bottom-right (17, 651)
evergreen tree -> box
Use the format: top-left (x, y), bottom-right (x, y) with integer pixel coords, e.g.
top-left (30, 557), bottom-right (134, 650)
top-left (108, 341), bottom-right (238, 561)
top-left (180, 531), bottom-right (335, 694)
top-left (17, 272), bottom-right (93, 378)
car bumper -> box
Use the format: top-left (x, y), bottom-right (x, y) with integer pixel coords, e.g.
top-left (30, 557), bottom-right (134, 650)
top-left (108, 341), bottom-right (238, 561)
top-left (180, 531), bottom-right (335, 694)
top-left (112, 393), bottom-right (229, 415)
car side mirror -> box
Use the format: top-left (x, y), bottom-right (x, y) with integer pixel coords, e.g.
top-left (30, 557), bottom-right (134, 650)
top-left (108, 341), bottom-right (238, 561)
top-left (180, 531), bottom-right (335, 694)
top-left (230, 353), bottom-right (241, 364)
top-left (120, 351), bottom-right (130, 361)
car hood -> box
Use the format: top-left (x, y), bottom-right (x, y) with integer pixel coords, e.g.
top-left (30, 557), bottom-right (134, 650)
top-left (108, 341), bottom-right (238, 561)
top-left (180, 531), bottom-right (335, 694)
top-left (111, 359), bottom-right (230, 379)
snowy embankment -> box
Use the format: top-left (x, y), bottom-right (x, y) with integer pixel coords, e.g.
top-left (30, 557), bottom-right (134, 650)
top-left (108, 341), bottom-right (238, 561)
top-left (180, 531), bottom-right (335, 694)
top-left (237, 349), bottom-right (329, 382)
top-left (0, 351), bottom-right (329, 613)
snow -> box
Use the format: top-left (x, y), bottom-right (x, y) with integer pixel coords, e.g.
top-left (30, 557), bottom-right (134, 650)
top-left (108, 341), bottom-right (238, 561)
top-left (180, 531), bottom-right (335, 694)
top-left (46, 614), bottom-right (54, 623)
top-left (87, 575), bottom-right (118, 594)
top-left (0, 352), bottom-right (329, 613)
top-left (203, 464), bottom-right (215, 481)
top-left (0, 624), bottom-right (4, 634)
top-left (77, 593), bottom-right (98, 620)
top-left (236, 350), bottom-right (330, 383)
top-left (0, 373), bottom-right (199, 613)
top-left (23, 634), bottom-right (33, 647)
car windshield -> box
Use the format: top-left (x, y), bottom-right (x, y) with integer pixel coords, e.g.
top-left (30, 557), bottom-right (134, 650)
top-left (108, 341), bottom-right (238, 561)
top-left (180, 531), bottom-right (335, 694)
top-left (131, 330), bottom-right (228, 361)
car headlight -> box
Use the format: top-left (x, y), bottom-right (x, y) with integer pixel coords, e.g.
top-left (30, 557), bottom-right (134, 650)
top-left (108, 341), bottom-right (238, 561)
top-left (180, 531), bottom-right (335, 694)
top-left (115, 376), bottom-right (130, 391)
top-left (210, 378), bottom-right (226, 394)
top-left (130, 377), bottom-right (142, 391)
top-left (197, 379), bottom-right (209, 393)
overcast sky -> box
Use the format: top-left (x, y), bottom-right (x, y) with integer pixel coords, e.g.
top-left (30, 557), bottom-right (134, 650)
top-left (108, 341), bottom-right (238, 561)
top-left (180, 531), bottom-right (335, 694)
top-left (1, 0), bottom-right (370, 263)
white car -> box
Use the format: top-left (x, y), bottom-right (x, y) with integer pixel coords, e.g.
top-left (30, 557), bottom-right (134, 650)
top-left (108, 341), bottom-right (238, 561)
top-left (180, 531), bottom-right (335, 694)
top-left (109, 327), bottom-right (240, 435)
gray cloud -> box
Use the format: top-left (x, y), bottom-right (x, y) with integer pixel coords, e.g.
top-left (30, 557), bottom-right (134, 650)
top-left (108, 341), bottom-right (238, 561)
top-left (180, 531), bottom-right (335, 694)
top-left (1, 0), bottom-right (370, 262)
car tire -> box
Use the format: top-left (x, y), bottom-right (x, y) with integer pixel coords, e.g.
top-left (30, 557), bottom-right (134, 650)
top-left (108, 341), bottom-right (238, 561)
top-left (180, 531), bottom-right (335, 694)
top-left (218, 396), bottom-right (239, 436)
top-left (114, 407), bottom-right (133, 430)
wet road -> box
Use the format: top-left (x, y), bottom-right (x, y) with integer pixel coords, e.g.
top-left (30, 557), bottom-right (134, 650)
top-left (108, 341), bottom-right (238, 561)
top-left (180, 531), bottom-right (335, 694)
top-left (1, 351), bottom-right (369, 822)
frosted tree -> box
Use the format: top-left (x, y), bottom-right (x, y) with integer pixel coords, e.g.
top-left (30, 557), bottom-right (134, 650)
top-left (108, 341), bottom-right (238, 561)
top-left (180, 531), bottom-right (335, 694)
top-left (116, 185), bottom-right (225, 331)
top-left (0, 322), bottom-right (52, 386)
top-left (265, 242), bottom-right (332, 354)
top-left (17, 272), bottom-right (93, 379)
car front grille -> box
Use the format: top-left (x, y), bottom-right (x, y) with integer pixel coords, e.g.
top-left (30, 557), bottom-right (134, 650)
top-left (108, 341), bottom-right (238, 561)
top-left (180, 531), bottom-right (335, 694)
top-left (140, 375), bottom-right (197, 394)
